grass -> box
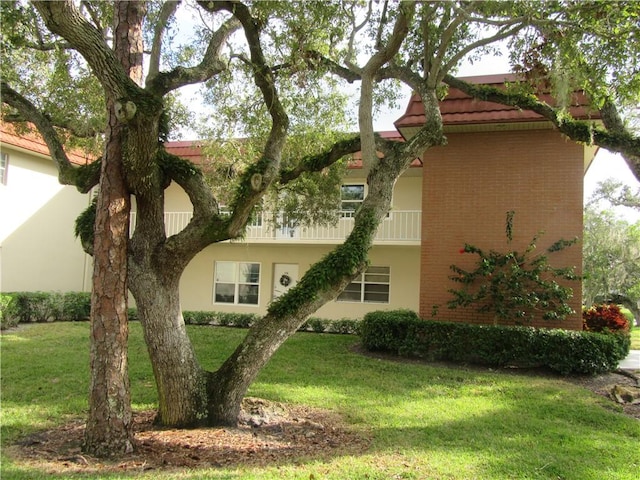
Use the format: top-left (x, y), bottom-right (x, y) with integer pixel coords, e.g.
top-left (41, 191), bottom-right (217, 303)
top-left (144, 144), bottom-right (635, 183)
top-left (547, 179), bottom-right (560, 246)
top-left (630, 327), bottom-right (640, 349)
top-left (1, 322), bottom-right (639, 480)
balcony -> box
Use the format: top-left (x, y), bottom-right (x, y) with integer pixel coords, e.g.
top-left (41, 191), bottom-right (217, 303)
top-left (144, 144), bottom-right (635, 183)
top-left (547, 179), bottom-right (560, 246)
top-left (130, 210), bottom-right (421, 244)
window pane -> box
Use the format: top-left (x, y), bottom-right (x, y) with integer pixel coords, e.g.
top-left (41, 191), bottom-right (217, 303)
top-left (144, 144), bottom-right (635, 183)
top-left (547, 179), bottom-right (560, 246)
top-left (364, 284), bottom-right (389, 303)
top-left (0, 153), bottom-right (8, 185)
top-left (239, 263), bottom-right (260, 284)
top-left (337, 290), bottom-right (362, 302)
top-left (341, 184), bottom-right (365, 201)
top-left (238, 284), bottom-right (259, 305)
top-left (366, 266), bottom-right (390, 275)
top-left (215, 283), bottom-right (235, 303)
top-left (215, 262), bottom-right (236, 283)
top-left (337, 282), bottom-right (362, 302)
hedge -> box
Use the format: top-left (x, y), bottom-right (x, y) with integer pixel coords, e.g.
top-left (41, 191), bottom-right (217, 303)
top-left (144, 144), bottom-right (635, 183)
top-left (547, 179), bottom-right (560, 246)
top-left (1, 291), bottom-right (360, 334)
top-left (360, 309), bottom-right (631, 375)
top-left (0, 291), bottom-right (92, 329)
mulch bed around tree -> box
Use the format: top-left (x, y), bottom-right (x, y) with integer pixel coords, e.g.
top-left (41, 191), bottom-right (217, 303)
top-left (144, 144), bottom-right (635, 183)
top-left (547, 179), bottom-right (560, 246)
top-left (7, 398), bottom-right (371, 476)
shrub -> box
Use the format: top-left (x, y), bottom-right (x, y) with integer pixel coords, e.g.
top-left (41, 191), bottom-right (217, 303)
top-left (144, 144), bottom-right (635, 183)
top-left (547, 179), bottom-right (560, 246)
top-left (326, 318), bottom-right (360, 335)
top-left (183, 311), bottom-right (259, 328)
top-left (360, 310), bottom-right (630, 375)
top-left (62, 292), bottom-right (92, 321)
top-left (306, 317), bottom-right (327, 333)
top-left (0, 293), bottom-right (19, 330)
top-left (583, 304), bottom-right (629, 333)
top-left (4, 292), bottom-right (63, 323)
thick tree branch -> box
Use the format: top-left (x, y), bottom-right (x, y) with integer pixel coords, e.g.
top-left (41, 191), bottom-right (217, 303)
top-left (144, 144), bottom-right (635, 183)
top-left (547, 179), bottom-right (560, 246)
top-left (1, 81), bottom-right (100, 192)
top-left (147, 1), bottom-right (181, 84)
top-left (359, 2), bottom-right (414, 169)
top-left (203, 1), bottom-right (289, 236)
top-left (279, 136), bottom-right (362, 184)
top-left (600, 100), bottom-right (640, 181)
top-left (147, 15), bottom-right (240, 94)
top-left (32, 0), bottom-right (140, 99)
top-left (443, 74), bottom-right (640, 182)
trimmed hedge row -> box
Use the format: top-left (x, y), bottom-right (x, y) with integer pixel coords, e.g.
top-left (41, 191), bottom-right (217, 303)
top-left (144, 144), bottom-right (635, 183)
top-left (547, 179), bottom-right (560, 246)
top-left (183, 310), bottom-right (359, 334)
top-left (0, 291), bottom-right (359, 335)
top-left (1, 291), bottom-right (92, 329)
top-left (360, 310), bottom-right (631, 375)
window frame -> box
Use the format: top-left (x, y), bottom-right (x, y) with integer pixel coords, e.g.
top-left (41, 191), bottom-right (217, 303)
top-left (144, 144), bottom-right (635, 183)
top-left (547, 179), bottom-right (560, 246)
top-left (0, 152), bottom-right (8, 185)
top-left (213, 261), bottom-right (261, 306)
top-left (337, 266), bottom-right (390, 304)
top-left (340, 183), bottom-right (366, 218)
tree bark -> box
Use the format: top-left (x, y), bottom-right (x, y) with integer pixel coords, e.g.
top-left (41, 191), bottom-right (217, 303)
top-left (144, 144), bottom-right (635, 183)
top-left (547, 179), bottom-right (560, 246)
top-left (83, 0), bottom-right (145, 456)
top-left (128, 257), bottom-right (209, 427)
top-left (83, 101), bottom-right (134, 456)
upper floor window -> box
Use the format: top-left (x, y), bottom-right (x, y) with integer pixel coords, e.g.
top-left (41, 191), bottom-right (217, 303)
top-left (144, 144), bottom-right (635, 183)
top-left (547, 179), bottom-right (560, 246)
top-left (337, 266), bottom-right (390, 303)
top-left (214, 261), bottom-right (260, 305)
top-left (0, 152), bottom-right (8, 185)
top-left (341, 184), bottom-right (365, 217)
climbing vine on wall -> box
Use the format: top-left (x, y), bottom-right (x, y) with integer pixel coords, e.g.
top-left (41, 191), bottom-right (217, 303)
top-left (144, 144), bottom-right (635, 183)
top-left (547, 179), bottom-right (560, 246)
top-left (446, 211), bottom-right (579, 324)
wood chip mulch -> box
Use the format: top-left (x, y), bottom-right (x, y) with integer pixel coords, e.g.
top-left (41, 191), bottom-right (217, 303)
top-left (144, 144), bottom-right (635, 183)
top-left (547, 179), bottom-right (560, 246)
top-left (7, 398), bottom-right (371, 475)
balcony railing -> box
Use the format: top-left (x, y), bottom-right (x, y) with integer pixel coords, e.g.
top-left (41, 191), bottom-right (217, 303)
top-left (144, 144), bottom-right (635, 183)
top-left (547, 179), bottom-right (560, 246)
top-left (130, 210), bottom-right (421, 243)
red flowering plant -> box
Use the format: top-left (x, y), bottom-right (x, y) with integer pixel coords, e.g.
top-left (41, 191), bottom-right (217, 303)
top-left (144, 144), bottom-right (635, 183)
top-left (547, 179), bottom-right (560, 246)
top-left (582, 304), bottom-right (629, 333)
top-left (447, 211), bottom-right (579, 325)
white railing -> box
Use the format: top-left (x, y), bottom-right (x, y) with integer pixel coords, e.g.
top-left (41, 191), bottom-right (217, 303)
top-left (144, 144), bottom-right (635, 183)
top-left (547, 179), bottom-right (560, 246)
top-left (130, 210), bottom-right (421, 243)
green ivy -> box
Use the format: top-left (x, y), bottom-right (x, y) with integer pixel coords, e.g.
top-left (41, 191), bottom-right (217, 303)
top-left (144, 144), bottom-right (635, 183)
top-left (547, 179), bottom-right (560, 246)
top-left (446, 211), bottom-right (579, 324)
top-left (74, 196), bottom-right (97, 249)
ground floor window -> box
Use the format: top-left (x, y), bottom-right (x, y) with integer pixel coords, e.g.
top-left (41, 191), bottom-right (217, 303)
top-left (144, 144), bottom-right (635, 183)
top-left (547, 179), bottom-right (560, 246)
top-left (337, 266), bottom-right (390, 303)
top-left (214, 261), bottom-right (260, 305)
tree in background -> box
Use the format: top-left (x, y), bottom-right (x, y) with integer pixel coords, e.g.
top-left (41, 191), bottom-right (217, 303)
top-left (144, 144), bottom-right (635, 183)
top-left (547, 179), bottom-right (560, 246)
top-left (583, 205), bottom-right (640, 319)
top-left (2, 1), bottom-right (640, 457)
top-left (590, 178), bottom-right (640, 211)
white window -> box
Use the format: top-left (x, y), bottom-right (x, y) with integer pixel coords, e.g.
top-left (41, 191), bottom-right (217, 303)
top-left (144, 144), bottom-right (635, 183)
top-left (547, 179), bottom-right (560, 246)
top-left (214, 261), bottom-right (260, 305)
top-left (337, 266), bottom-right (390, 303)
top-left (340, 184), bottom-right (365, 217)
top-left (0, 152), bottom-right (8, 185)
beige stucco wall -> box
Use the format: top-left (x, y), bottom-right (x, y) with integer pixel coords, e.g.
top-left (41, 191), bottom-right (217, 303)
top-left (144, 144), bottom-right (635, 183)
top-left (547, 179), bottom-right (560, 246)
top-left (179, 243), bottom-right (420, 320)
top-left (0, 145), bottom-right (92, 292)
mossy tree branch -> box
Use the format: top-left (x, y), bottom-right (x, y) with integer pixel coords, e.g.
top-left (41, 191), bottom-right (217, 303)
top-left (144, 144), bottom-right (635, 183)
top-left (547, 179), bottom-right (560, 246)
top-left (443, 74), bottom-right (640, 182)
top-left (1, 81), bottom-right (100, 192)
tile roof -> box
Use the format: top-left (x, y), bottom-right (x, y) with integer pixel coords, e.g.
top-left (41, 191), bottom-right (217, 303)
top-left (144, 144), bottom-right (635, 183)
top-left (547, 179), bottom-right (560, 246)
top-left (164, 140), bottom-right (204, 163)
top-left (394, 73), bottom-right (600, 130)
top-left (0, 122), bottom-right (93, 165)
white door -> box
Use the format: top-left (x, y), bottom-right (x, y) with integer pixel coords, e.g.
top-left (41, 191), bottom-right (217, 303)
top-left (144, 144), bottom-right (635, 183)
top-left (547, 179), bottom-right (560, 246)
top-left (272, 263), bottom-right (299, 299)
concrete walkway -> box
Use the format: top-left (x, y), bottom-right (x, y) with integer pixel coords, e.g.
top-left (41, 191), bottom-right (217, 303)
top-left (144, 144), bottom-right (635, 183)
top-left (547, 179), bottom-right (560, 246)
top-left (619, 350), bottom-right (640, 370)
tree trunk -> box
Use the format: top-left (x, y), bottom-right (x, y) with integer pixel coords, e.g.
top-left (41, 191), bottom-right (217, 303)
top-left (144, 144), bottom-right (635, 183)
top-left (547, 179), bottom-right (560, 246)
top-left (83, 1), bottom-right (145, 456)
top-left (128, 261), bottom-right (209, 427)
top-left (83, 104), bottom-right (134, 456)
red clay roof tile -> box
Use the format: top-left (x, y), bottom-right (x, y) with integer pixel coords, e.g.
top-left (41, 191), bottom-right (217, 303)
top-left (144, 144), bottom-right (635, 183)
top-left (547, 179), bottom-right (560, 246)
top-left (394, 74), bottom-right (600, 129)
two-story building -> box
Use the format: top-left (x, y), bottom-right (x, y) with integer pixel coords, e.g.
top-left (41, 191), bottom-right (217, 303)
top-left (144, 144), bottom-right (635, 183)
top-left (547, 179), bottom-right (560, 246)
top-left (1, 74), bottom-right (599, 329)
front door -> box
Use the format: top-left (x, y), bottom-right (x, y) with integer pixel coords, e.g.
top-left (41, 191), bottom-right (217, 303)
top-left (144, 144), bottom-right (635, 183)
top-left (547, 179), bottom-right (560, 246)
top-left (272, 263), bottom-right (299, 300)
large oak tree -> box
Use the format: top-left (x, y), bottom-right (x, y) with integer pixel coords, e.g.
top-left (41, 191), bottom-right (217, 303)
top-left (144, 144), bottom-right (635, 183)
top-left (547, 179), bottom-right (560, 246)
top-left (2, 0), bottom-right (639, 456)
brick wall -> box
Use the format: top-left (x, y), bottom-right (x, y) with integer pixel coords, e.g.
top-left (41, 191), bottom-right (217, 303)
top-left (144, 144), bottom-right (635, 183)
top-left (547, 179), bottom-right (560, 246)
top-left (419, 128), bottom-right (584, 330)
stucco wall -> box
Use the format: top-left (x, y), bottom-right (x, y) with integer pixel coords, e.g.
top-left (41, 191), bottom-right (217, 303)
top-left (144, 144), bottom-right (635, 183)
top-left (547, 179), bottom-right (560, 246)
top-left (419, 129), bottom-right (584, 330)
top-left (0, 145), bottom-right (92, 292)
top-left (179, 243), bottom-right (420, 320)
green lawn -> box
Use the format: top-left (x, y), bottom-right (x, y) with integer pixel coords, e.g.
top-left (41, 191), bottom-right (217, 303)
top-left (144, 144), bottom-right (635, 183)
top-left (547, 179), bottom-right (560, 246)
top-left (631, 327), bottom-right (640, 349)
top-left (1, 322), bottom-right (639, 479)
